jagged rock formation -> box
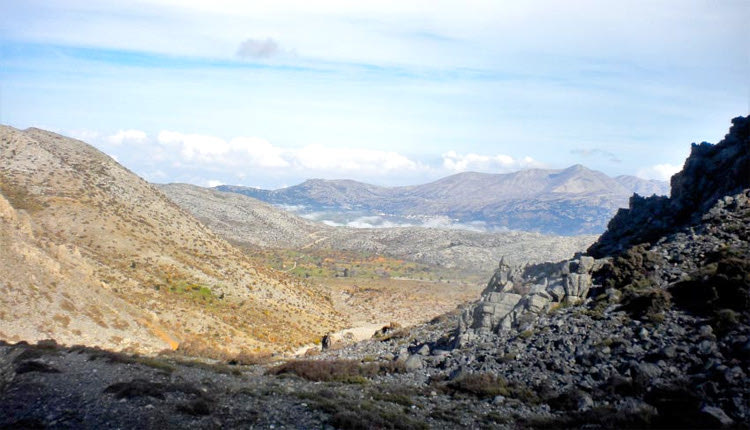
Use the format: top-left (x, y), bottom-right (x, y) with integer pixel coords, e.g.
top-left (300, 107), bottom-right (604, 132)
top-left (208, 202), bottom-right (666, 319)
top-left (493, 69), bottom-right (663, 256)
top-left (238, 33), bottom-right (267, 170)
top-left (456, 255), bottom-right (605, 345)
top-left (457, 116), bottom-right (750, 347)
top-left (0, 119), bottom-right (748, 429)
top-left (589, 115), bottom-right (750, 257)
top-left (440, 116), bottom-right (750, 426)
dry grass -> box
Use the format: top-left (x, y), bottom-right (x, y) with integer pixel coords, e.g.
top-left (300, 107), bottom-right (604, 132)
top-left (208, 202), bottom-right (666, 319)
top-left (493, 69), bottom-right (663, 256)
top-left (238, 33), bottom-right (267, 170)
top-left (268, 359), bottom-right (405, 383)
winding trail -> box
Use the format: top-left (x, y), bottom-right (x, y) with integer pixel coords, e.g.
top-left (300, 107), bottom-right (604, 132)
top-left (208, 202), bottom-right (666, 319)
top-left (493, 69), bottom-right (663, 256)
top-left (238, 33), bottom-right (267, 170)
top-left (300, 231), bottom-right (329, 250)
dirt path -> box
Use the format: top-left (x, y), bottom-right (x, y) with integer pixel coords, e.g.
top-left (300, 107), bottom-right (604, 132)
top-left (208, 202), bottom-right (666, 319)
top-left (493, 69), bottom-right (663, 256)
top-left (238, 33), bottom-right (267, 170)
top-left (291, 321), bottom-right (387, 356)
top-left (300, 231), bottom-right (329, 250)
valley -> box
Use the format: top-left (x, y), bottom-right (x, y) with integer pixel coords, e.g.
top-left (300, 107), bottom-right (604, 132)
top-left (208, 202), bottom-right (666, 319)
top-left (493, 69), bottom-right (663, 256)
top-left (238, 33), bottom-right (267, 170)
top-left (1, 117), bottom-right (748, 428)
top-left (158, 182), bottom-right (597, 344)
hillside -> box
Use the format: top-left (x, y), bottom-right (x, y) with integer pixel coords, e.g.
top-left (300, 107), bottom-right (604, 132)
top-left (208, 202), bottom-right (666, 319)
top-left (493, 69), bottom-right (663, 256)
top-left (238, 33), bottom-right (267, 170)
top-left (158, 183), bottom-right (597, 274)
top-left (0, 126), bottom-right (344, 355)
top-left (2, 116), bottom-right (748, 428)
top-left (217, 166), bottom-right (668, 235)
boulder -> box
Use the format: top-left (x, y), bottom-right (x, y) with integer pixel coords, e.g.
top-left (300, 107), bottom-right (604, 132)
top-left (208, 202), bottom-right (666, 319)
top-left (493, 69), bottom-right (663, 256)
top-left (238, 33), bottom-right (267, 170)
top-left (404, 355), bottom-right (423, 371)
top-left (526, 294), bottom-right (550, 314)
top-left (564, 273), bottom-right (592, 302)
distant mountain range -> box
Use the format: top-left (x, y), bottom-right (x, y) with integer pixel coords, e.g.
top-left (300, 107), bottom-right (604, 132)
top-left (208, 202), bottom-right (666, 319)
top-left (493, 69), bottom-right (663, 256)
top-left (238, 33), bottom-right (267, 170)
top-left (159, 183), bottom-right (597, 274)
top-left (216, 165), bottom-right (669, 235)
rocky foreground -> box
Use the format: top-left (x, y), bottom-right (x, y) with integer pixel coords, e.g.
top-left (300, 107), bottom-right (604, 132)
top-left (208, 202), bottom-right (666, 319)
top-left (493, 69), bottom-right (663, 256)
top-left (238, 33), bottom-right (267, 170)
top-left (1, 116), bottom-right (748, 428)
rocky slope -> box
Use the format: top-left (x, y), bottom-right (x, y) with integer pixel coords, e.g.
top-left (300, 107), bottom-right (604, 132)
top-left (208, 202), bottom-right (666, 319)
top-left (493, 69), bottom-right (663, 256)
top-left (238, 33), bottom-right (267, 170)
top-left (0, 116), bottom-right (745, 429)
top-left (159, 183), bottom-right (596, 274)
top-left (217, 166), bottom-right (668, 235)
top-left (0, 126), bottom-right (344, 355)
top-left (589, 115), bottom-right (750, 257)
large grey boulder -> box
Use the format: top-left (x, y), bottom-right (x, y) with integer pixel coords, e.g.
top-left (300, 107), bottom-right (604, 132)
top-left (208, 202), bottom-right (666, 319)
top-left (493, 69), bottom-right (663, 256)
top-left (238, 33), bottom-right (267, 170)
top-left (456, 254), bottom-right (601, 339)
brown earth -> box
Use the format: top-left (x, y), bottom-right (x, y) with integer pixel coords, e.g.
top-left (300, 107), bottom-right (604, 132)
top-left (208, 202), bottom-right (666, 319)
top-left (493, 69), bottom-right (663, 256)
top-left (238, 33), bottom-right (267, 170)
top-left (0, 126), bottom-right (345, 356)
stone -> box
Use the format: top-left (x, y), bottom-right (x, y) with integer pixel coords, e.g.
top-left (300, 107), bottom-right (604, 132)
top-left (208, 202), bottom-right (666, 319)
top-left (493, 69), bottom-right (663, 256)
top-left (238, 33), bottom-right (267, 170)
top-left (700, 405), bottom-right (735, 427)
top-left (578, 256), bottom-right (595, 274)
top-left (416, 345), bottom-right (430, 356)
top-left (526, 294), bottom-right (550, 314)
top-left (486, 292), bottom-right (506, 303)
top-left (431, 349), bottom-right (450, 357)
top-left (564, 273), bottom-right (592, 302)
top-left (547, 284), bottom-right (566, 302)
top-left (404, 355), bottom-right (423, 371)
top-left (577, 392), bottom-right (594, 411)
top-left (698, 340), bottom-right (716, 356)
top-left (699, 325), bottom-right (714, 338)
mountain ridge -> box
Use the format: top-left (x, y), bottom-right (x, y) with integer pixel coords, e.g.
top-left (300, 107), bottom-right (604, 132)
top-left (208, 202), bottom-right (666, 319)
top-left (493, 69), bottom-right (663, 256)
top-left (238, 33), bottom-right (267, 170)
top-left (216, 165), bottom-right (668, 235)
top-left (158, 182), bottom-right (597, 275)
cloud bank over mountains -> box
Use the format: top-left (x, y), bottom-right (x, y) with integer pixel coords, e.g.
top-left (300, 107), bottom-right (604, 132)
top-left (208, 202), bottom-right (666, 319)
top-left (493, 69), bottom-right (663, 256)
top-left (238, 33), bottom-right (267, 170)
top-left (65, 127), bottom-right (681, 189)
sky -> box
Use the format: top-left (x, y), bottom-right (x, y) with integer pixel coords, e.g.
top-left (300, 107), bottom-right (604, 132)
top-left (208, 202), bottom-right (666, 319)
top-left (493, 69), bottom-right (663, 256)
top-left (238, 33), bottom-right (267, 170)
top-left (1, 0), bottom-right (748, 189)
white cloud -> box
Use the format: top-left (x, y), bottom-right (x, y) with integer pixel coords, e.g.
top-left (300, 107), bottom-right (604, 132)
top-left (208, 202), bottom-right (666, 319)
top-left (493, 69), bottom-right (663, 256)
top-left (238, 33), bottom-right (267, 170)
top-left (636, 163), bottom-right (681, 181)
top-left (207, 179), bottom-right (223, 187)
top-left (156, 131), bottom-right (288, 167)
top-left (230, 137), bottom-right (289, 167)
top-left (158, 130), bottom-right (228, 161)
top-left (155, 130), bottom-right (420, 173)
top-left (108, 129), bottom-right (148, 145)
top-left (442, 151), bottom-right (541, 173)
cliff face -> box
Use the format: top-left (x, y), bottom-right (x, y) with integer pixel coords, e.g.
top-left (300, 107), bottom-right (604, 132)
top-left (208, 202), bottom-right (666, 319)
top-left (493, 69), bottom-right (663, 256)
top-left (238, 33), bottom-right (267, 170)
top-left (589, 115), bottom-right (750, 258)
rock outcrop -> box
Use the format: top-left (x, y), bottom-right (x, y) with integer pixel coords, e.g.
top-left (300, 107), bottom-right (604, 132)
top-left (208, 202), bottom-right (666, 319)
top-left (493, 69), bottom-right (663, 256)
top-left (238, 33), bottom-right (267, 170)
top-left (456, 256), bottom-right (605, 345)
top-left (589, 115), bottom-right (750, 258)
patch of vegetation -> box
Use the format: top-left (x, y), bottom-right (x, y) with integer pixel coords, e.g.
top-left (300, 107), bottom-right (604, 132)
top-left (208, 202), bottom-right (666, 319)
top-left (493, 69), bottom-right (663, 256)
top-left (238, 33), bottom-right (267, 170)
top-left (165, 280), bottom-right (215, 302)
top-left (0, 175), bottom-right (46, 213)
top-left (228, 351), bottom-right (273, 366)
top-left (328, 407), bottom-right (428, 430)
top-left (104, 379), bottom-right (168, 400)
top-left (176, 398), bottom-right (213, 416)
top-left (267, 359), bottom-right (404, 383)
top-left (372, 386), bottom-right (418, 407)
top-left (620, 283), bottom-right (671, 322)
top-left (594, 245), bottom-right (672, 321)
top-left (521, 405), bottom-right (655, 429)
top-left (15, 360), bottom-right (61, 374)
top-left (244, 248), bottom-right (474, 283)
top-left (72, 345), bottom-right (176, 374)
top-left (670, 247), bottom-right (750, 318)
top-left (596, 245), bottom-right (663, 291)
top-left (104, 379), bottom-right (209, 403)
top-left (443, 372), bottom-right (538, 403)
top-left (373, 322), bottom-right (409, 342)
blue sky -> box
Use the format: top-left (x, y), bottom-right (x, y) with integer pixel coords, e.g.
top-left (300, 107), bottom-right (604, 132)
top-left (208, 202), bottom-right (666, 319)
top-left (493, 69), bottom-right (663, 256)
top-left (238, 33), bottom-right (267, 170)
top-left (1, 0), bottom-right (748, 188)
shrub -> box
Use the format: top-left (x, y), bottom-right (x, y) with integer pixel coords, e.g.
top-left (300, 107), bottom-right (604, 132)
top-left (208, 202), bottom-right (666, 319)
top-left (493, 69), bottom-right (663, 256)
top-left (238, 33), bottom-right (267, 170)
top-left (267, 359), bottom-right (403, 383)
top-left (445, 372), bottom-right (539, 403)
top-left (176, 398), bottom-right (212, 416)
top-left (104, 379), bottom-right (167, 400)
top-left (446, 372), bottom-right (510, 398)
top-left (373, 323), bottom-right (408, 342)
top-left (229, 351), bottom-right (273, 366)
top-left (669, 248), bottom-right (750, 320)
top-left (620, 285), bottom-right (671, 322)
